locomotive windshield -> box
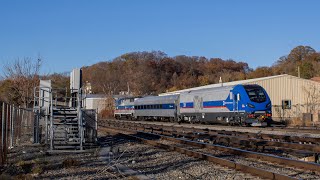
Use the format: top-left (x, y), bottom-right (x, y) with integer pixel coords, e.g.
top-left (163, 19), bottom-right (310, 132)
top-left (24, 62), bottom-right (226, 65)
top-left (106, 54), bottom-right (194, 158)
top-left (243, 85), bottom-right (266, 103)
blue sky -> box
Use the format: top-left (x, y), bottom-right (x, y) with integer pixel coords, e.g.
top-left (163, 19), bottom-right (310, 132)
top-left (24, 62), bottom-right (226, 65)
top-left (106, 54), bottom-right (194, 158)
top-left (0, 0), bottom-right (319, 74)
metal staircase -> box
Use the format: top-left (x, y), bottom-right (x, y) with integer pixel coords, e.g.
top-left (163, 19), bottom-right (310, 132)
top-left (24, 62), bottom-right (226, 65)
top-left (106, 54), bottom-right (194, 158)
top-left (51, 107), bottom-right (81, 150)
top-left (33, 69), bottom-right (97, 152)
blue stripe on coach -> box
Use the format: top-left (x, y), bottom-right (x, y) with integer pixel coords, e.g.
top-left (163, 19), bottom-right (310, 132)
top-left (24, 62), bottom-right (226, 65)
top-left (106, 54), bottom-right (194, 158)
top-left (203, 101), bottom-right (224, 108)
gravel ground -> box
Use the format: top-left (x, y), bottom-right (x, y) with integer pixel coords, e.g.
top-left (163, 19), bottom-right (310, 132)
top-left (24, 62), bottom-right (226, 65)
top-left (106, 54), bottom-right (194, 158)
top-left (1, 143), bottom-right (125, 180)
top-left (156, 138), bottom-right (320, 179)
top-left (1, 133), bottom-right (260, 180)
top-left (115, 141), bottom-right (260, 179)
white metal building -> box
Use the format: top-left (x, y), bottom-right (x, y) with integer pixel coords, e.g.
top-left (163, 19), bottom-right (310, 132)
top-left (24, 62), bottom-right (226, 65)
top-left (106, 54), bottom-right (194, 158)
top-left (160, 74), bottom-right (320, 122)
top-left (84, 94), bottom-right (108, 113)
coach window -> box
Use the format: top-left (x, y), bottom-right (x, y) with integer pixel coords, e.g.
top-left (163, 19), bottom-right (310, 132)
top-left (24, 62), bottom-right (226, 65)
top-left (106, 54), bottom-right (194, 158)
top-left (160, 104), bottom-right (163, 109)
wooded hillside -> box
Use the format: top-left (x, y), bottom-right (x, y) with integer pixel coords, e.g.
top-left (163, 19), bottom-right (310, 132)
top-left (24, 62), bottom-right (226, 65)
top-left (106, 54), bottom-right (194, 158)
top-left (1, 45), bottom-right (320, 106)
top-left (82, 45), bottom-right (320, 96)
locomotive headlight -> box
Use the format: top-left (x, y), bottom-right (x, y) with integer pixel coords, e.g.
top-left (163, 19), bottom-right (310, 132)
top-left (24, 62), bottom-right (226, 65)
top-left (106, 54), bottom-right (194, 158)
top-left (266, 102), bottom-right (271, 108)
top-left (247, 103), bottom-right (255, 108)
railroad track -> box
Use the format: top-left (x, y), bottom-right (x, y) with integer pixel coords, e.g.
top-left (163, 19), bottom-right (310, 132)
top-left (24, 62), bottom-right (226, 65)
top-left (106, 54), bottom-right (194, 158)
top-left (100, 120), bottom-right (320, 179)
top-left (110, 119), bottom-right (320, 134)
top-left (104, 120), bottom-right (320, 160)
top-left (251, 125), bottom-right (320, 134)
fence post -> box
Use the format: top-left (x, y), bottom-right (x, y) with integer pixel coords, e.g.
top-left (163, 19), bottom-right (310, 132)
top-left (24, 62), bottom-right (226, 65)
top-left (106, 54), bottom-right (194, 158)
top-left (0, 102), bottom-right (3, 165)
top-left (4, 103), bottom-right (9, 164)
top-left (95, 108), bottom-right (98, 142)
top-left (33, 109), bottom-right (39, 144)
top-left (10, 105), bottom-right (14, 148)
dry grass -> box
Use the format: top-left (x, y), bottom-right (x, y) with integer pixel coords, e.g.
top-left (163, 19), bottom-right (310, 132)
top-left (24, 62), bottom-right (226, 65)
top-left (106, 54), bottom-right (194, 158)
top-left (126, 176), bottom-right (140, 180)
top-left (0, 173), bottom-right (13, 180)
top-left (13, 174), bottom-right (33, 180)
top-left (99, 109), bottom-right (114, 119)
top-left (288, 117), bottom-right (314, 127)
top-left (62, 158), bottom-right (81, 168)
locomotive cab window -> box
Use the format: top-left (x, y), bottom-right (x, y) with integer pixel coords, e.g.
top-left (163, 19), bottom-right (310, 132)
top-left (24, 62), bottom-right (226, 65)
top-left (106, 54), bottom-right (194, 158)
top-left (244, 85), bottom-right (266, 103)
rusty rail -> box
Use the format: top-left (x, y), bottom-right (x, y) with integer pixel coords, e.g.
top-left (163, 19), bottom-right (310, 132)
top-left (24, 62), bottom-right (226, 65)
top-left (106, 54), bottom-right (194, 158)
top-left (106, 120), bottom-right (320, 156)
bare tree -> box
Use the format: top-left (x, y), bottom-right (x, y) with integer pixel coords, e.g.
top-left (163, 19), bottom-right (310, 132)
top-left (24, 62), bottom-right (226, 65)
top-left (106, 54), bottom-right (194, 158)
top-left (303, 84), bottom-right (320, 114)
top-left (1, 57), bottom-right (42, 108)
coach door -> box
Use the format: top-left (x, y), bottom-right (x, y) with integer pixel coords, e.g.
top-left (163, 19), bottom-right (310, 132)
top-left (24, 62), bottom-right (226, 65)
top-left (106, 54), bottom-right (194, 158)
top-left (234, 93), bottom-right (240, 112)
top-left (193, 96), bottom-right (202, 113)
top-left (232, 91), bottom-right (240, 112)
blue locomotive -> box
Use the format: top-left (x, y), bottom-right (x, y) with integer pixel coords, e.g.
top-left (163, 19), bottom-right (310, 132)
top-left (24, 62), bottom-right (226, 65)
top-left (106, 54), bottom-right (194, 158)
top-left (179, 84), bottom-right (272, 126)
top-left (114, 84), bottom-right (272, 126)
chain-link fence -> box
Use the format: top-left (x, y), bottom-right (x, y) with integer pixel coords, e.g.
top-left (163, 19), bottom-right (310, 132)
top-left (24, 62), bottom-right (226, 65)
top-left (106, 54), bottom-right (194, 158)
top-left (0, 102), bottom-right (35, 166)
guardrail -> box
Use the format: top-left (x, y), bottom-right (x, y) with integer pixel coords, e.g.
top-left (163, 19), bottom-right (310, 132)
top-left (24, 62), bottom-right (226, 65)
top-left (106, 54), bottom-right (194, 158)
top-left (0, 102), bottom-right (35, 166)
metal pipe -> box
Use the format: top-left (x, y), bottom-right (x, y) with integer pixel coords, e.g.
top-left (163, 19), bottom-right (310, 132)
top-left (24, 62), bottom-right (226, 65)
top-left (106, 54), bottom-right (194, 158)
top-left (95, 108), bottom-right (98, 142)
top-left (78, 89), bottom-right (83, 150)
top-left (50, 88), bottom-right (53, 150)
top-left (45, 107), bottom-right (48, 144)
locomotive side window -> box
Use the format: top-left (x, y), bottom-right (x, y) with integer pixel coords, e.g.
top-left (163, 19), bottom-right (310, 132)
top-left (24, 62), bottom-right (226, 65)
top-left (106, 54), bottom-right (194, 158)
top-left (244, 85), bottom-right (266, 103)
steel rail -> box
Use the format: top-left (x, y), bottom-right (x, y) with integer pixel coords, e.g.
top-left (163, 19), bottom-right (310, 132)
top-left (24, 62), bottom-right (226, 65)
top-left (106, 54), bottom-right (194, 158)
top-left (106, 120), bottom-right (320, 155)
top-left (115, 120), bottom-right (320, 145)
top-left (109, 119), bottom-right (320, 144)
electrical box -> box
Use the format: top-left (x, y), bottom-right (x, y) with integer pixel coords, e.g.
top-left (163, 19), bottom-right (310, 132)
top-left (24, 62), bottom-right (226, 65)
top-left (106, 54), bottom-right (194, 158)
top-left (70, 68), bottom-right (82, 93)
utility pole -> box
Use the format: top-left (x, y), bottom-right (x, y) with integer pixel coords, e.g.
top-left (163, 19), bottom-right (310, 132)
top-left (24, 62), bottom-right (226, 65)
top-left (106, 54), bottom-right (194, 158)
top-left (219, 77), bottom-right (223, 87)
